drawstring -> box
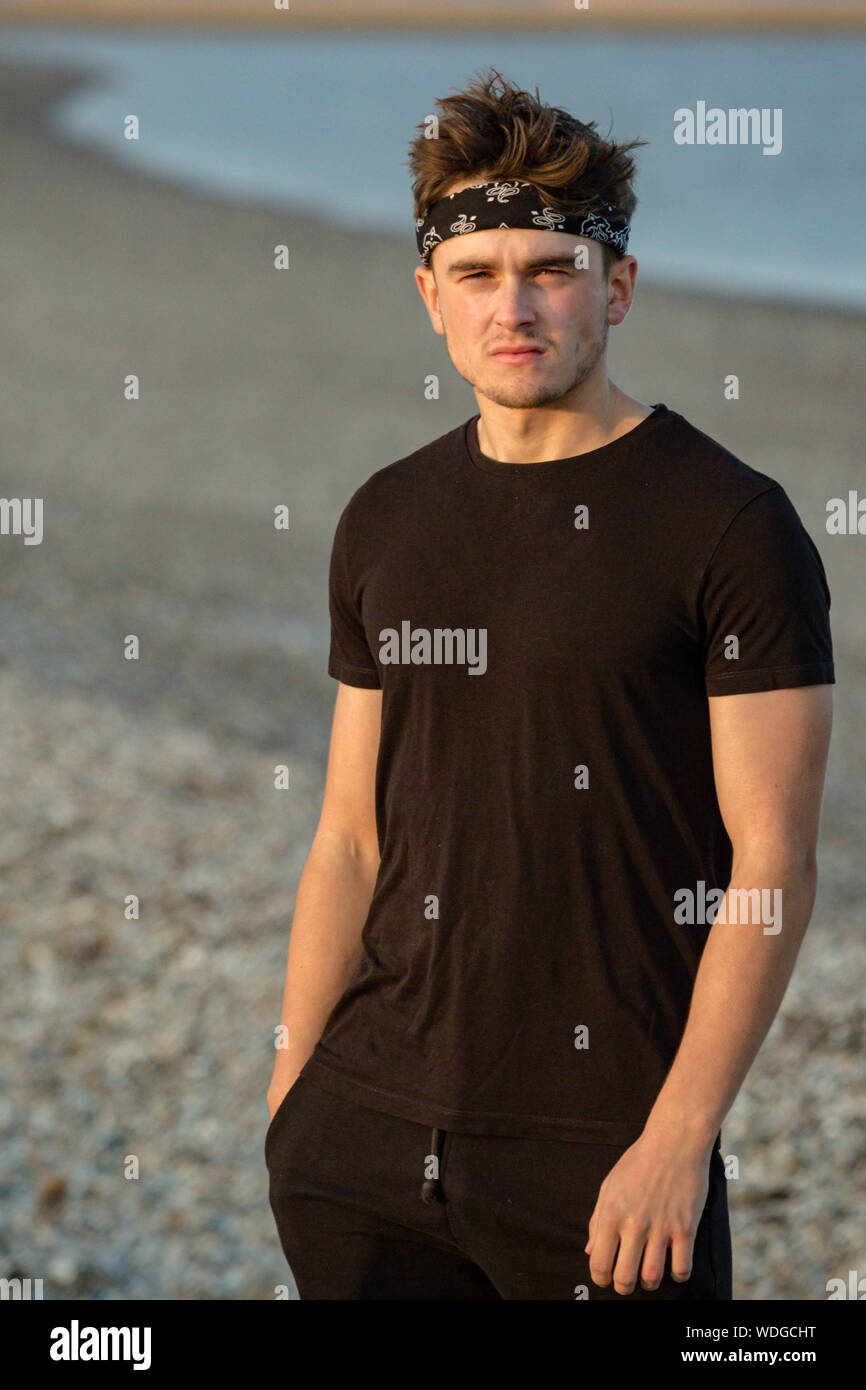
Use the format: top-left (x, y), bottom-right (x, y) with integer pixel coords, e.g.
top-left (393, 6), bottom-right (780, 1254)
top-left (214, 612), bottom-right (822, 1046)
top-left (420, 1126), bottom-right (446, 1204)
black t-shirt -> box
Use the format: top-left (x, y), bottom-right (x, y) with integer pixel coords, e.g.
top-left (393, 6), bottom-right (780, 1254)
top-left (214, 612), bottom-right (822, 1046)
top-left (299, 403), bottom-right (834, 1144)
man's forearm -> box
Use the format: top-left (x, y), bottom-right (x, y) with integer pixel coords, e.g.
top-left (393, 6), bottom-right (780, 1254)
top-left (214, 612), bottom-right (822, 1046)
top-left (268, 830), bottom-right (380, 1106)
top-left (643, 853), bottom-right (818, 1151)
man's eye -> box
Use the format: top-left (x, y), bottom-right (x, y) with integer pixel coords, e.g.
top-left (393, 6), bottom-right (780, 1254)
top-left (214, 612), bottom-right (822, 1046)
top-left (464, 268), bottom-right (565, 281)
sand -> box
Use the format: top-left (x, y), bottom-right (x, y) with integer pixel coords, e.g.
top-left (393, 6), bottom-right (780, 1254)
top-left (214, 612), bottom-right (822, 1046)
top-left (5, 0), bottom-right (866, 30)
top-left (0, 55), bottom-right (863, 1300)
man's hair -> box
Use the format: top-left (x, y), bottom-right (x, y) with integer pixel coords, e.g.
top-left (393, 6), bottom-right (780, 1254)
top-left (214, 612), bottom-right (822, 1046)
top-left (407, 67), bottom-right (647, 278)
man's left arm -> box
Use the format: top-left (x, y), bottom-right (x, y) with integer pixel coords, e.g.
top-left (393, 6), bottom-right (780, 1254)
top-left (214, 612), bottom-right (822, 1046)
top-left (585, 683), bottom-right (833, 1294)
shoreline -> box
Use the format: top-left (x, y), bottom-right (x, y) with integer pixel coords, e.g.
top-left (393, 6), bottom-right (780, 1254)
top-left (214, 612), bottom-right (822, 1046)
top-left (5, 56), bottom-right (863, 324)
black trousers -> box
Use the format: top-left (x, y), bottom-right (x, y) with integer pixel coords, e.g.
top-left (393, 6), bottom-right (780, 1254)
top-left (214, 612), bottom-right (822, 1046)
top-left (265, 1073), bottom-right (732, 1301)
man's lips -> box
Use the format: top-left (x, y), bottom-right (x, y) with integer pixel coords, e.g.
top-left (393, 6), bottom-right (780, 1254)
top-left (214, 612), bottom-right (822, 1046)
top-left (490, 345), bottom-right (546, 359)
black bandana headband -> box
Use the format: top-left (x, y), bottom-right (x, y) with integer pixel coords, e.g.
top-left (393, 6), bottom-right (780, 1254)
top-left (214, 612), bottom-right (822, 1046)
top-left (415, 180), bottom-right (630, 267)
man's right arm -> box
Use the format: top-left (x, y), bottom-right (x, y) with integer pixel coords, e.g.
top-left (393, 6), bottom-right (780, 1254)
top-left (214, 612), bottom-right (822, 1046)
top-left (267, 680), bottom-right (382, 1118)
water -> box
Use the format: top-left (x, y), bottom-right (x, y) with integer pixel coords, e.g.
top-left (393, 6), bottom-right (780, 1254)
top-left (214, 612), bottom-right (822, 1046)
top-left (1, 24), bottom-right (864, 308)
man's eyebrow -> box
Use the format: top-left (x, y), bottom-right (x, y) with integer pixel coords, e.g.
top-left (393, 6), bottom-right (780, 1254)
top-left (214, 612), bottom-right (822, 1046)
top-left (444, 253), bottom-right (580, 274)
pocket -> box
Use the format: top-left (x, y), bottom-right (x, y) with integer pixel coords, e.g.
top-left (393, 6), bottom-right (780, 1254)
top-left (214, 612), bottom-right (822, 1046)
top-left (693, 1147), bottom-right (719, 1235)
top-left (702, 1145), bottom-right (732, 1298)
top-left (264, 1075), bottom-right (304, 1166)
top-left (693, 1146), bottom-right (727, 1296)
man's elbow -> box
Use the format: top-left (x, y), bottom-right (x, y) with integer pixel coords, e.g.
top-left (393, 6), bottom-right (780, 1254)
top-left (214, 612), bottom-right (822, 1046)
top-left (312, 821), bottom-right (381, 886)
top-left (731, 835), bottom-right (819, 883)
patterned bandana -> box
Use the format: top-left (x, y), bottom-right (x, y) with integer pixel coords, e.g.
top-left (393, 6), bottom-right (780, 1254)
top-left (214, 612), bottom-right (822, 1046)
top-left (415, 179), bottom-right (630, 267)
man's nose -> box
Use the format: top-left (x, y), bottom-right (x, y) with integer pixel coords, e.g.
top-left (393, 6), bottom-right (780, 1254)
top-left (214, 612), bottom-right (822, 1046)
top-left (492, 277), bottom-right (536, 324)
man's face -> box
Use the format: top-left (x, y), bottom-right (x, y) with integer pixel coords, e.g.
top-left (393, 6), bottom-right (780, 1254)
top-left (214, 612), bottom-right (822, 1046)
top-left (414, 178), bottom-right (636, 410)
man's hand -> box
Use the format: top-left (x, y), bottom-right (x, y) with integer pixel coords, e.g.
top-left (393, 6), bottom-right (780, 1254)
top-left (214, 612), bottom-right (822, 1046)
top-left (584, 1129), bottom-right (714, 1294)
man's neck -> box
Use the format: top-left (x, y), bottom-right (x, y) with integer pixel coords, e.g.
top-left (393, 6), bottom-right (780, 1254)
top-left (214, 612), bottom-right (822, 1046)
top-left (475, 384), bottom-right (652, 464)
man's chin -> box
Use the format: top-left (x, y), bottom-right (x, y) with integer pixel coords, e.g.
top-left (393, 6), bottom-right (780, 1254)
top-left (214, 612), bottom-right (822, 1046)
top-left (478, 382), bottom-right (566, 410)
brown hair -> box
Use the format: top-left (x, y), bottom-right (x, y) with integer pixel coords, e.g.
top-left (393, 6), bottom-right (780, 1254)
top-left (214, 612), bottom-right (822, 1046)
top-left (407, 67), bottom-right (647, 275)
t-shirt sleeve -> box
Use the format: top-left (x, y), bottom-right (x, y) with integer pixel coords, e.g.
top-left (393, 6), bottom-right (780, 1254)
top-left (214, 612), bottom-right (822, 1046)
top-left (701, 485), bottom-right (835, 696)
top-left (326, 502), bottom-right (382, 689)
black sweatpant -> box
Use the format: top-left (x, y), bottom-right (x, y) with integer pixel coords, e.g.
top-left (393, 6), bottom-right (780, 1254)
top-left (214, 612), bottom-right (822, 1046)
top-left (265, 1073), bottom-right (732, 1301)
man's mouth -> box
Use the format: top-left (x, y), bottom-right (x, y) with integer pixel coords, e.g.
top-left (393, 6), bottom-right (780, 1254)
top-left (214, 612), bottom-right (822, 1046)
top-left (490, 346), bottom-right (546, 362)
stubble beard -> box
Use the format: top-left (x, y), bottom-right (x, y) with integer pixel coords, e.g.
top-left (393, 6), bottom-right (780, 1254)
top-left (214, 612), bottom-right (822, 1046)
top-left (449, 309), bottom-right (610, 410)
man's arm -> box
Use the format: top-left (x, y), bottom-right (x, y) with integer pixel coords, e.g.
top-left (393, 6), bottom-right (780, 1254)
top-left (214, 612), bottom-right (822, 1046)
top-left (267, 681), bottom-right (382, 1118)
top-left (586, 683), bottom-right (833, 1294)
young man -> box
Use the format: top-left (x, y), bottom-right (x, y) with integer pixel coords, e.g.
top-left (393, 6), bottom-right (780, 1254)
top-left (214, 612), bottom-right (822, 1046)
top-left (265, 70), bottom-right (834, 1300)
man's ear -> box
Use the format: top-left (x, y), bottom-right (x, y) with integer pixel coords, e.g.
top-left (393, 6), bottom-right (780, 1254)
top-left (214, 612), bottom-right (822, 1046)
top-left (606, 254), bottom-right (637, 327)
top-left (414, 265), bottom-right (445, 335)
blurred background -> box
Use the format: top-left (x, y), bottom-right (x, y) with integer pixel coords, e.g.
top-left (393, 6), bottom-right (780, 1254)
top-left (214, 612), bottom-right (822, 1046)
top-left (0, 0), bottom-right (863, 1300)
